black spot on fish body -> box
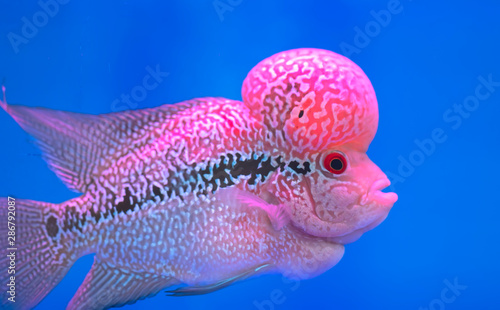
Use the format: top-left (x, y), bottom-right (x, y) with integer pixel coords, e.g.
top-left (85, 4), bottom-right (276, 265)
top-left (298, 110), bottom-right (304, 118)
top-left (258, 156), bottom-right (280, 180)
top-left (46, 216), bottom-right (59, 237)
top-left (231, 153), bottom-right (264, 185)
top-left (212, 155), bottom-right (234, 190)
top-left (288, 161), bottom-right (311, 175)
top-left (61, 205), bottom-right (84, 233)
top-left (229, 153), bottom-right (244, 178)
top-left (198, 164), bottom-right (216, 193)
top-left (182, 168), bottom-right (198, 193)
top-left (152, 185), bottom-right (165, 202)
top-left (90, 205), bottom-right (101, 223)
top-left (275, 156), bottom-right (286, 172)
top-left (116, 187), bottom-right (138, 215)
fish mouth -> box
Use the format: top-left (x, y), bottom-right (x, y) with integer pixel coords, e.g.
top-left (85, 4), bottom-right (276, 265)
top-left (328, 179), bottom-right (397, 244)
top-left (361, 178), bottom-right (398, 207)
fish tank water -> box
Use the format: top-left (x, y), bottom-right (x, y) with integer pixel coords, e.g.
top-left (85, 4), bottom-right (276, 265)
top-left (0, 1), bottom-right (499, 309)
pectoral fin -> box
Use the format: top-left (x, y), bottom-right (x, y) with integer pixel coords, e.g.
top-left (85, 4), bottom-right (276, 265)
top-left (219, 188), bottom-right (290, 230)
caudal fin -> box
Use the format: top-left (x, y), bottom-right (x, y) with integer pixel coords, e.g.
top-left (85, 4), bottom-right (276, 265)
top-left (0, 197), bottom-right (73, 309)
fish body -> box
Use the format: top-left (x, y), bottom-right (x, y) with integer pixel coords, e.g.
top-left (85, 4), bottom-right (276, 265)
top-left (0, 48), bottom-right (397, 309)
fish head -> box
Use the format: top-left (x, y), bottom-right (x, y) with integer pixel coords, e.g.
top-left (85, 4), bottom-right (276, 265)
top-left (303, 147), bottom-right (398, 243)
top-left (242, 48), bottom-right (397, 243)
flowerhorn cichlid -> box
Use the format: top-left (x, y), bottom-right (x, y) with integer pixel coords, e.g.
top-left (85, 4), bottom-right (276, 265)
top-left (0, 48), bottom-right (397, 309)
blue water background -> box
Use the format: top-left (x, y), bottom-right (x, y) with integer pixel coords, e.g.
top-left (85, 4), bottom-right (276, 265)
top-left (0, 1), bottom-right (499, 309)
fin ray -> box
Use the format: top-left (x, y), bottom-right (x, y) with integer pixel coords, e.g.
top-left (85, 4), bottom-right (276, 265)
top-left (1, 94), bottom-right (167, 192)
top-left (165, 264), bottom-right (272, 297)
top-left (68, 257), bottom-right (179, 310)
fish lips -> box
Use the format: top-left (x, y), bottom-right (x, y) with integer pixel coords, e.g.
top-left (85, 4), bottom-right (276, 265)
top-left (328, 179), bottom-right (397, 244)
top-left (364, 178), bottom-right (398, 207)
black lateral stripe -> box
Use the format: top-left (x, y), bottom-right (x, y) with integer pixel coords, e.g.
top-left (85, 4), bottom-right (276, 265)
top-left (288, 160), bottom-right (311, 175)
top-left (50, 152), bottom-right (311, 236)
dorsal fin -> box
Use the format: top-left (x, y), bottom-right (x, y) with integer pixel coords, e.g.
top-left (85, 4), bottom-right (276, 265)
top-left (0, 88), bottom-right (188, 193)
top-left (1, 104), bottom-right (149, 193)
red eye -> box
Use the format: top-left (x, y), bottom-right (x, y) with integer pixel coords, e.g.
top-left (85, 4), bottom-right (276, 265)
top-left (323, 152), bottom-right (347, 174)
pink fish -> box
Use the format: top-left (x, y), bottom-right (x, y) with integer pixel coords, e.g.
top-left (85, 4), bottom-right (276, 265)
top-left (0, 48), bottom-right (397, 309)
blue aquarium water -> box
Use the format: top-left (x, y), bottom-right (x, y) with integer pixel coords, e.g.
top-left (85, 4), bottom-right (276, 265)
top-left (0, 1), bottom-right (499, 309)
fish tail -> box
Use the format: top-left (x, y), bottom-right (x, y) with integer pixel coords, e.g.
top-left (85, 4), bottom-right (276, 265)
top-left (0, 197), bottom-right (74, 309)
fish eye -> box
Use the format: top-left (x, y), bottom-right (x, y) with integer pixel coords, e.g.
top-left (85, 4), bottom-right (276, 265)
top-left (323, 152), bottom-right (347, 175)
